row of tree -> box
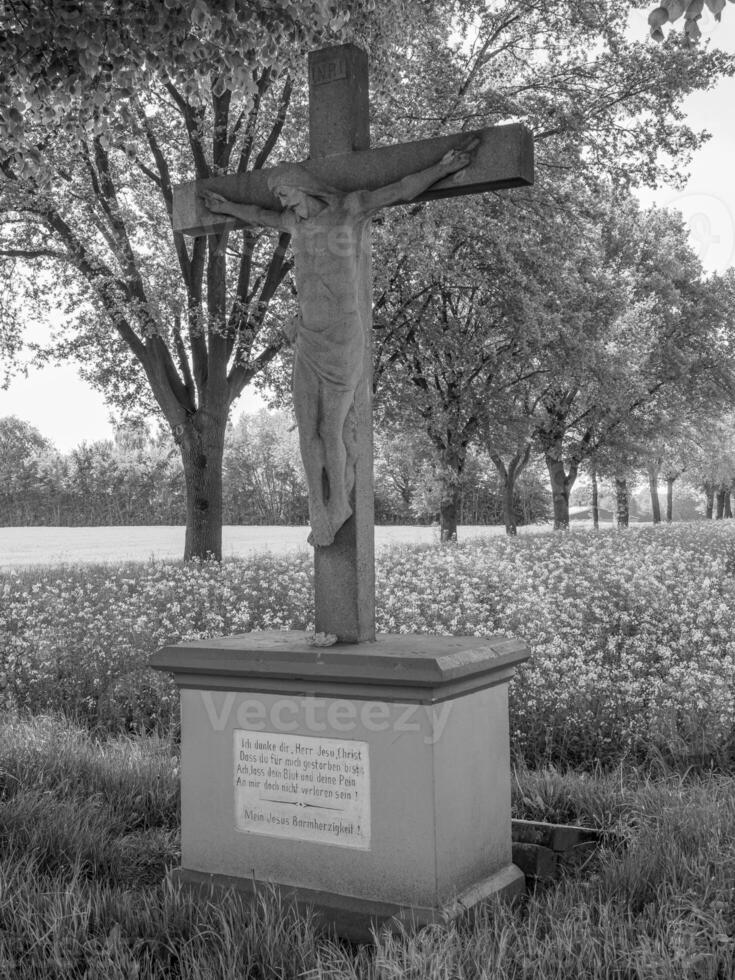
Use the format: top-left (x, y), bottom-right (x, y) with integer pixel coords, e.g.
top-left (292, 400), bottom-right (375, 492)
top-left (385, 191), bottom-right (735, 537)
top-left (0, 413), bottom-right (551, 528)
top-left (2, 2), bottom-right (735, 554)
top-left (5, 407), bottom-right (735, 531)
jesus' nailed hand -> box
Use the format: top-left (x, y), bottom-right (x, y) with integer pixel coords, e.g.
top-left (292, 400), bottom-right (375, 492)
top-left (199, 137), bottom-right (479, 548)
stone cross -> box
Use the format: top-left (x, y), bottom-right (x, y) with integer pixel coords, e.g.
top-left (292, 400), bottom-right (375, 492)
top-left (173, 44), bottom-right (533, 644)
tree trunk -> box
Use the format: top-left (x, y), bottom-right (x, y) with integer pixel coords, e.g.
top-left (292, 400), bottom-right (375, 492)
top-left (615, 478), bottom-right (629, 528)
top-left (431, 442), bottom-right (467, 544)
top-left (178, 414), bottom-right (226, 560)
top-left (502, 481), bottom-right (517, 536)
top-left (666, 476), bottom-right (675, 523)
top-left (716, 489), bottom-right (726, 520)
top-left (705, 481), bottom-right (715, 519)
top-left (591, 464), bottom-right (599, 530)
top-left (648, 467), bottom-right (661, 524)
top-left (545, 453), bottom-right (575, 530)
top-left (488, 445), bottom-right (531, 537)
top-left (439, 490), bottom-right (459, 542)
top-left (725, 491), bottom-right (733, 519)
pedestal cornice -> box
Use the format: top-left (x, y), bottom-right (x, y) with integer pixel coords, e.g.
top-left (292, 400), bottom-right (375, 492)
top-left (151, 630), bottom-right (530, 704)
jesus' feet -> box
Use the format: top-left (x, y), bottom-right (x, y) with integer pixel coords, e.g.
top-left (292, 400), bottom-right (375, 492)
top-left (327, 501), bottom-right (353, 538)
top-left (308, 510), bottom-right (335, 548)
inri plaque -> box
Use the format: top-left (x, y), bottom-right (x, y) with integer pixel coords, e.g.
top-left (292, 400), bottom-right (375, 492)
top-left (234, 730), bottom-right (371, 849)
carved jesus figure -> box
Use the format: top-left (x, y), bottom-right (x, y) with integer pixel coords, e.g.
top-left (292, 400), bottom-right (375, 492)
top-left (200, 139), bottom-right (477, 547)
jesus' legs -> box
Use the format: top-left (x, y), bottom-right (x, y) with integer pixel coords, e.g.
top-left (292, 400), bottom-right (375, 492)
top-left (293, 359), bottom-right (332, 547)
top-left (342, 402), bottom-right (358, 500)
top-left (320, 386), bottom-right (357, 540)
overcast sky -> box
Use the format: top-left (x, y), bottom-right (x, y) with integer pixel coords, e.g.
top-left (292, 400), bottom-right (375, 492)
top-left (2, 13), bottom-right (734, 451)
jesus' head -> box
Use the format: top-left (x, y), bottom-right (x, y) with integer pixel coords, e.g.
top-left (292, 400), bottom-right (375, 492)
top-left (267, 164), bottom-right (341, 218)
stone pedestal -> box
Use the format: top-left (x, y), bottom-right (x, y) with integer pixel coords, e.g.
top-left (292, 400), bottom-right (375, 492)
top-left (151, 631), bottom-right (530, 941)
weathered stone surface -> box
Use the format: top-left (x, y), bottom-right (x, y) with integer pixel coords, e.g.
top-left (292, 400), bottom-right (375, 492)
top-left (511, 819), bottom-right (614, 879)
top-left (172, 863), bottom-right (526, 944)
top-left (156, 639), bottom-right (529, 941)
top-left (308, 44), bottom-right (369, 155)
top-left (512, 842), bottom-right (559, 880)
top-left (173, 124), bottom-right (534, 237)
top-left (512, 818), bottom-right (606, 852)
top-left (307, 45), bottom-right (374, 641)
top-left (151, 629), bottom-right (531, 702)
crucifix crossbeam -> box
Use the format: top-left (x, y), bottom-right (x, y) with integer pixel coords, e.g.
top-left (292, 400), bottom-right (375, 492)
top-left (172, 44), bottom-right (534, 644)
top-left (173, 123), bottom-right (533, 237)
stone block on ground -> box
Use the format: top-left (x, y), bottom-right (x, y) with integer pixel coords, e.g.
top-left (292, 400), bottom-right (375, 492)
top-left (511, 842), bottom-right (559, 881)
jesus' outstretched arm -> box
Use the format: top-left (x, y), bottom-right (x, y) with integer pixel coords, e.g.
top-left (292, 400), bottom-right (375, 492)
top-left (198, 191), bottom-right (285, 230)
top-left (347, 136), bottom-right (480, 218)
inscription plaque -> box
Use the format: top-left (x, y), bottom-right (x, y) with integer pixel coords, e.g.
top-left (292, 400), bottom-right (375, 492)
top-left (310, 56), bottom-right (348, 85)
top-left (234, 730), bottom-right (371, 849)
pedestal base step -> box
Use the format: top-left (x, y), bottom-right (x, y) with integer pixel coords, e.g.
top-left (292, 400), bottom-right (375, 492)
top-left (171, 864), bottom-right (526, 943)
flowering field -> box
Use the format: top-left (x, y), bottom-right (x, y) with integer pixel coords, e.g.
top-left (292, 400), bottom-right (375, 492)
top-left (2, 521), bottom-right (734, 768)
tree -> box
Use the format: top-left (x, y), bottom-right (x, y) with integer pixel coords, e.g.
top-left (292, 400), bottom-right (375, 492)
top-left (0, 0), bottom-right (400, 558)
top-left (0, 416), bottom-right (53, 524)
top-left (373, 195), bottom-right (547, 541)
top-left (686, 414), bottom-right (735, 517)
top-left (486, 440), bottom-right (534, 536)
top-left (364, 1), bottom-right (732, 536)
top-left (537, 192), bottom-right (735, 528)
top-left (223, 410), bottom-right (307, 525)
top-left (373, 427), bottom-right (434, 524)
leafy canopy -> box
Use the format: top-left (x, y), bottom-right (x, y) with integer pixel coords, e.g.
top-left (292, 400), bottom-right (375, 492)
top-left (0, 0), bottom-right (351, 179)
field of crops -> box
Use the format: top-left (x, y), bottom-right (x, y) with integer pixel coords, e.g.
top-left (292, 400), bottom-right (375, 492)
top-left (0, 523), bottom-right (538, 568)
top-left (2, 521), bottom-right (734, 768)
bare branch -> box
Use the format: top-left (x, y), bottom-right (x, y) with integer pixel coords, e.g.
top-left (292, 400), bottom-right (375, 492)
top-left (133, 97), bottom-right (174, 212)
top-left (173, 312), bottom-right (197, 411)
top-left (165, 81), bottom-right (210, 178)
top-left (252, 76), bottom-right (293, 170)
top-left (236, 70), bottom-right (270, 173)
top-left (0, 247), bottom-right (67, 260)
top-left (229, 231), bottom-right (292, 369)
top-left (228, 339), bottom-right (286, 407)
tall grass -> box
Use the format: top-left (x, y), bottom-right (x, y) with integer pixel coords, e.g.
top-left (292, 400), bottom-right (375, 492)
top-left (1, 716), bottom-right (734, 978)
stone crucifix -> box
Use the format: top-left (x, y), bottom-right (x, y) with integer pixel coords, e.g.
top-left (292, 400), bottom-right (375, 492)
top-left (173, 44), bottom-right (533, 643)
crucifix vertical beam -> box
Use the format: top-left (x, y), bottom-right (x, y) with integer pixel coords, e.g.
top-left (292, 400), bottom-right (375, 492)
top-left (308, 44), bottom-right (375, 643)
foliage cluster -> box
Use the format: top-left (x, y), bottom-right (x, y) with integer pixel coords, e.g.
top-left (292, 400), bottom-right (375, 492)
top-left (2, 715), bottom-right (735, 977)
top-left (0, 412), bottom-right (309, 528)
top-left (0, 411), bottom-right (551, 528)
top-left (3, 523), bottom-right (735, 768)
top-left (0, 553), bottom-right (311, 732)
top-left (378, 524), bottom-right (735, 767)
top-left (372, 181), bottom-right (735, 537)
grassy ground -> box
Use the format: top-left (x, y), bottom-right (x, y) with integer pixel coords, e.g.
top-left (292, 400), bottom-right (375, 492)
top-left (3, 523), bottom-right (735, 975)
top-left (0, 523), bottom-right (551, 568)
top-left (1, 715), bottom-right (733, 979)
